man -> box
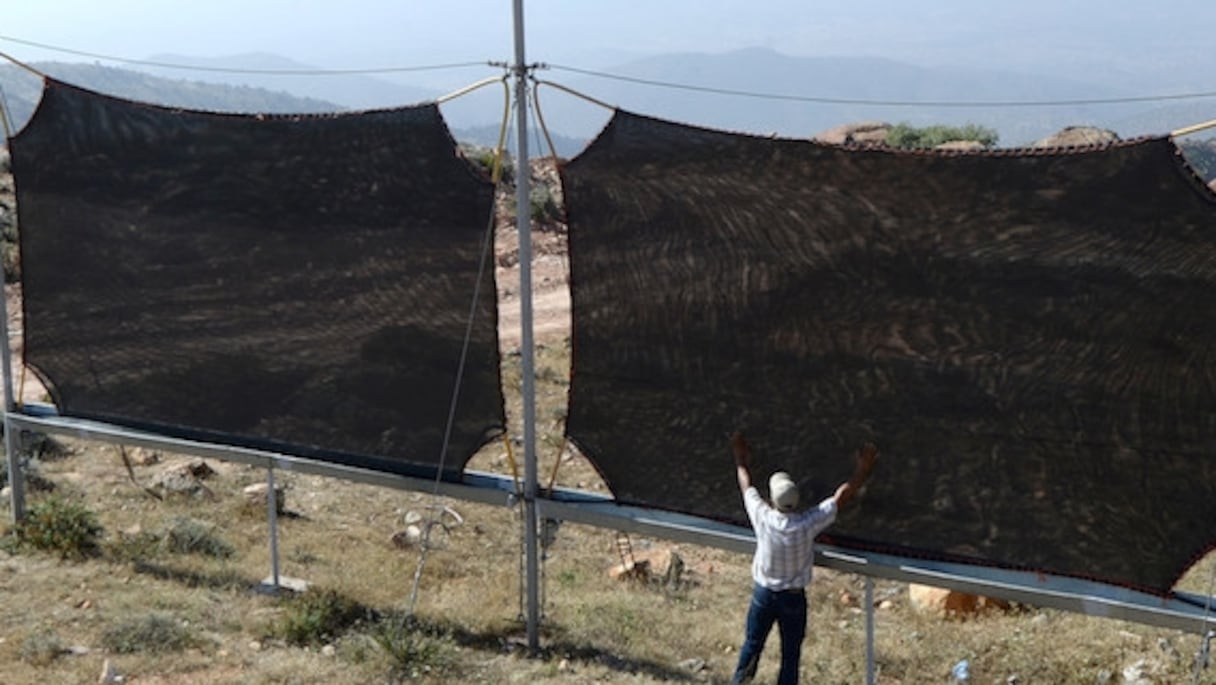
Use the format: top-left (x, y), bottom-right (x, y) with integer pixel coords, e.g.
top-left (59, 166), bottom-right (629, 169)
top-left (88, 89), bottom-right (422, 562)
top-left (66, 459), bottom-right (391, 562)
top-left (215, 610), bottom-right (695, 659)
top-left (729, 432), bottom-right (879, 685)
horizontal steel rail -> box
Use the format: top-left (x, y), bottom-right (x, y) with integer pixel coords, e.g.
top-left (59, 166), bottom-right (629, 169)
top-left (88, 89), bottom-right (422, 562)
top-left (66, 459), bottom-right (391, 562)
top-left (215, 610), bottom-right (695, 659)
top-left (8, 404), bottom-right (1215, 634)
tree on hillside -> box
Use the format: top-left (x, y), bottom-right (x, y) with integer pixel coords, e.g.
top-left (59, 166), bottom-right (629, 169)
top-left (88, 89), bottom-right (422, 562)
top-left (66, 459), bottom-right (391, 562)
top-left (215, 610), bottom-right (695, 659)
top-left (886, 122), bottom-right (999, 149)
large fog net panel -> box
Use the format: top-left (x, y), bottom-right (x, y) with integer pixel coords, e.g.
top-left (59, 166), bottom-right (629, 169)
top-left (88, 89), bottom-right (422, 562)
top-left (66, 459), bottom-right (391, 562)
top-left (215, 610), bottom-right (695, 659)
top-left (561, 110), bottom-right (1216, 595)
top-left (10, 79), bottom-right (504, 479)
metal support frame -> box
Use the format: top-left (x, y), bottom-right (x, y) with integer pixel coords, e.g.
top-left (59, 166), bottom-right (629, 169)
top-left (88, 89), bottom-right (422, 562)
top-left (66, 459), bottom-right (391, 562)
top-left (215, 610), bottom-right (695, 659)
top-left (0, 243), bottom-right (24, 522)
top-left (7, 405), bottom-right (1216, 635)
top-left (865, 576), bottom-right (876, 685)
top-left (510, 0), bottom-right (541, 654)
top-left (266, 466), bottom-right (281, 589)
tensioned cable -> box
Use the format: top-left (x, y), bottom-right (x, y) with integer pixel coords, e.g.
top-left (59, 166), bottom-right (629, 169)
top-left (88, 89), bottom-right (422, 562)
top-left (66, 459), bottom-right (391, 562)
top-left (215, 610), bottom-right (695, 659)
top-left (405, 77), bottom-right (510, 617)
top-left (0, 83), bottom-right (12, 138)
top-left (0, 34), bottom-right (487, 76)
top-left (548, 62), bottom-right (1216, 109)
top-left (537, 72), bottom-right (1216, 138)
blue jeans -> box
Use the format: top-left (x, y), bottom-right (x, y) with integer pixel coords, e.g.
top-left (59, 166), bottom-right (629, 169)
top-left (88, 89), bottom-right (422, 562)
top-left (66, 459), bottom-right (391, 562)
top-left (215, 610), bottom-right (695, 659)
top-left (731, 584), bottom-right (807, 685)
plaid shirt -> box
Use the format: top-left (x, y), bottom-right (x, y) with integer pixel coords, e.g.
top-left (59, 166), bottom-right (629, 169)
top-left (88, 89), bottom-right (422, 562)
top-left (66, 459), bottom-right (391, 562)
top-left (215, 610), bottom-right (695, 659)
top-left (743, 486), bottom-right (837, 591)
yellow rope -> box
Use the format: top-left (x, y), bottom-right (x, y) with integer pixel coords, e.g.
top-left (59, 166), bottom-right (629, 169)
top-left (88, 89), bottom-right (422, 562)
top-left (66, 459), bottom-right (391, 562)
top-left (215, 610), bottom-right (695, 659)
top-left (533, 78), bottom-right (615, 112)
top-left (1172, 119), bottom-right (1216, 137)
top-left (530, 79), bottom-right (561, 161)
top-left (435, 74), bottom-right (507, 105)
top-left (0, 92), bottom-right (11, 139)
top-left (491, 78), bottom-right (511, 184)
top-left (545, 436), bottom-right (569, 493)
top-left (17, 359), bottom-right (27, 408)
top-left (0, 50), bottom-right (46, 79)
top-left (502, 431), bottom-right (522, 492)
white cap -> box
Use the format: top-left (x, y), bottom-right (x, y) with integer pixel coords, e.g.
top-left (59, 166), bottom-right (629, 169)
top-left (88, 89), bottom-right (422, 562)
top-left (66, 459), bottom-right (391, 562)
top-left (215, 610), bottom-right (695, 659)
top-left (769, 471), bottom-right (799, 512)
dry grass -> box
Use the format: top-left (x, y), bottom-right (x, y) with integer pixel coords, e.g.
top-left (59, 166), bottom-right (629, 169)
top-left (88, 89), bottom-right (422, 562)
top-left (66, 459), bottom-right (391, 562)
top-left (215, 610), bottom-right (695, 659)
top-left (2, 339), bottom-right (1216, 685)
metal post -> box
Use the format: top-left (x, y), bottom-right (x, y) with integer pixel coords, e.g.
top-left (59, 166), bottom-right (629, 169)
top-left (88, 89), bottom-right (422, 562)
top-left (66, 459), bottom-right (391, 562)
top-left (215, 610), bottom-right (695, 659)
top-left (510, 0), bottom-right (540, 654)
top-left (865, 576), bottom-right (876, 685)
top-left (0, 238), bottom-right (25, 522)
top-left (266, 466), bottom-right (281, 588)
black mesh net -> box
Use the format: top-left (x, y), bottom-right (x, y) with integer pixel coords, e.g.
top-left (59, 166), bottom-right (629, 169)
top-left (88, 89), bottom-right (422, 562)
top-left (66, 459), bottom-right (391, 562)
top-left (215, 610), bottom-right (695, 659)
top-left (10, 79), bottom-right (504, 478)
top-left (561, 110), bottom-right (1216, 594)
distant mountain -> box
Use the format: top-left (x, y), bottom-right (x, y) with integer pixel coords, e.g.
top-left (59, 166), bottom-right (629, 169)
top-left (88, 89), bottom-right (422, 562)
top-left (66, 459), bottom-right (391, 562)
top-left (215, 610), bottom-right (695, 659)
top-left (0, 61), bottom-right (344, 133)
top-left (532, 48), bottom-right (1209, 147)
top-left (141, 52), bottom-right (441, 111)
top-left (4, 49), bottom-right (1211, 153)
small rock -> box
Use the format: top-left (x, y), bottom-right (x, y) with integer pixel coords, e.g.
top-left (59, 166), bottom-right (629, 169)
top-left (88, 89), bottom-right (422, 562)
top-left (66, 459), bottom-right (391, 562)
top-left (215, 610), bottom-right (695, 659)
top-left (608, 559), bottom-right (651, 581)
top-left (391, 525), bottom-right (424, 549)
top-left (403, 510), bottom-right (423, 525)
top-left (126, 447), bottom-right (160, 466)
top-left (321, 644), bottom-right (336, 657)
top-left (68, 644), bottom-right (91, 656)
top-left (183, 459), bottom-right (216, 479)
top-left (879, 599), bottom-right (895, 610)
top-left (558, 658), bottom-right (571, 672)
top-left (678, 658), bottom-right (706, 672)
top-left (243, 482), bottom-right (285, 514)
top-left (1122, 658), bottom-right (1151, 685)
top-left (99, 658), bottom-right (121, 683)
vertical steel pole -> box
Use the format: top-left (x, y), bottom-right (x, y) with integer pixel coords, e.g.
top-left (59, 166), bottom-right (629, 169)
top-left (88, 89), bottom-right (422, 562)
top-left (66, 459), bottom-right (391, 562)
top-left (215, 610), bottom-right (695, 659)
top-left (510, 0), bottom-right (540, 654)
top-left (266, 465), bottom-right (281, 589)
top-left (0, 237), bottom-right (25, 522)
top-left (865, 576), bottom-right (876, 685)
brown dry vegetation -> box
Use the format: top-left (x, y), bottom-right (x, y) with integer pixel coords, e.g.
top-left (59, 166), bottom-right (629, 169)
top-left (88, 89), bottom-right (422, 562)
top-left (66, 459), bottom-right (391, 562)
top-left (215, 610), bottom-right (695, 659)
top-left (2, 159), bottom-right (1216, 684)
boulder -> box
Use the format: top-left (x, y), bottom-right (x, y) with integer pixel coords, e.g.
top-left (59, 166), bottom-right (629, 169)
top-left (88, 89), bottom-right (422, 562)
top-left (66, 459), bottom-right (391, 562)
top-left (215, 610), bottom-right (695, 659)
top-left (151, 459), bottom-right (216, 497)
top-left (908, 583), bottom-right (1011, 618)
top-left (242, 482), bottom-right (285, 514)
top-left (813, 121), bottom-right (892, 145)
top-left (934, 140), bottom-right (987, 152)
top-left (607, 546), bottom-right (686, 586)
top-left (1032, 126), bottom-right (1120, 148)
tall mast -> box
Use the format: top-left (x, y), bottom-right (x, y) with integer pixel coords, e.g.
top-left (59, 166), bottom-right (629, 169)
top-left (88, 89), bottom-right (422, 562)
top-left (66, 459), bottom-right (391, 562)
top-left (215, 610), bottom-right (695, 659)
top-left (510, 0), bottom-right (541, 654)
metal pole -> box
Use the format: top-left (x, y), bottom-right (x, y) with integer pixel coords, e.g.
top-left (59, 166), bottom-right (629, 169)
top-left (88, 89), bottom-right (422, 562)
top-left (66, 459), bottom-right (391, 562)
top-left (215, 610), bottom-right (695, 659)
top-left (0, 237), bottom-right (25, 522)
top-left (510, 0), bottom-right (540, 654)
top-left (266, 466), bottom-right (281, 588)
top-left (865, 576), bottom-right (876, 685)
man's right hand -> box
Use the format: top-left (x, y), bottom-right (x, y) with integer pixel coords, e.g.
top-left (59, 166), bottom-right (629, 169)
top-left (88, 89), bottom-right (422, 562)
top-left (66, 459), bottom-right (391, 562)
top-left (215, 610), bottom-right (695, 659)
top-left (730, 431), bottom-right (750, 466)
top-left (857, 442), bottom-right (878, 473)
top-left (731, 431), bottom-right (752, 491)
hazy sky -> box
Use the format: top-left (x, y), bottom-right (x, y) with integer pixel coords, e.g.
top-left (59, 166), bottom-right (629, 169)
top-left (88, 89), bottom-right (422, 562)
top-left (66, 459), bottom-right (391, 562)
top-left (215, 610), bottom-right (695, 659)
top-left (3, 1), bottom-right (1213, 89)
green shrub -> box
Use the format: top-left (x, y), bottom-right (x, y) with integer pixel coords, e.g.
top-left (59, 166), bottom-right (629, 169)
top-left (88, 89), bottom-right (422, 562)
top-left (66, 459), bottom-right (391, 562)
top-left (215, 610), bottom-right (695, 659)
top-left (15, 495), bottom-right (103, 560)
top-left (274, 589), bottom-right (368, 646)
top-left (163, 517), bottom-right (235, 559)
top-left (886, 122), bottom-right (999, 149)
top-left (370, 614), bottom-right (455, 679)
top-left (19, 629), bottom-right (65, 665)
top-left (100, 613), bottom-right (199, 653)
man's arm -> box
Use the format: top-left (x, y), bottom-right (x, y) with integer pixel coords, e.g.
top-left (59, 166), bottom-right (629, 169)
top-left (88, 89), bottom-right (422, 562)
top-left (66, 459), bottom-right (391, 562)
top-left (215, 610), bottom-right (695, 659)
top-left (731, 431), bottom-right (752, 492)
top-left (833, 442), bottom-right (878, 509)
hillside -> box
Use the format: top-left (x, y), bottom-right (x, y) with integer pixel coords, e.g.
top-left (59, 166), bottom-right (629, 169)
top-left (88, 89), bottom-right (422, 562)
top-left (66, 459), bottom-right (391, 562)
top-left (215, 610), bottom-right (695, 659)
top-left (0, 61), bottom-right (345, 131)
